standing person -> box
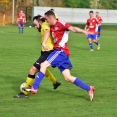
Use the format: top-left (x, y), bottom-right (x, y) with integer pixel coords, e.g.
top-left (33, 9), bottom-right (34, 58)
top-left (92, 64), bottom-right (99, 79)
top-left (14, 15), bottom-right (61, 98)
top-left (96, 12), bottom-right (103, 40)
top-left (26, 11), bottom-right (95, 101)
top-left (84, 11), bottom-right (100, 51)
top-left (17, 10), bottom-right (26, 33)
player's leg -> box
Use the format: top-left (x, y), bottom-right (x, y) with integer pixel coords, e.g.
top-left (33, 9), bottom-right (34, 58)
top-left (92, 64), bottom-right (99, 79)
top-left (45, 69), bottom-right (61, 89)
top-left (92, 34), bottom-right (100, 50)
top-left (58, 56), bottom-right (94, 101)
top-left (97, 26), bottom-right (101, 40)
top-left (21, 24), bottom-right (24, 33)
top-left (13, 65), bottom-right (38, 98)
top-left (62, 69), bottom-right (94, 101)
top-left (87, 35), bottom-right (94, 51)
top-left (39, 51), bottom-right (61, 87)
top-left (31, 60), bottom-right (51, 94)
top-left (18, 22), bottom-right (21, 33)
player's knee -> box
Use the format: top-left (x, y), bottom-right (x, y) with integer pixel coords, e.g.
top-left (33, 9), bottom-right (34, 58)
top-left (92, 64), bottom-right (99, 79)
top-left (29, 66), bottom-right (38, 75)
top-left (40, 61), bottom-right (50, 68)
top-left (64, 75), bottom-right (72, 82)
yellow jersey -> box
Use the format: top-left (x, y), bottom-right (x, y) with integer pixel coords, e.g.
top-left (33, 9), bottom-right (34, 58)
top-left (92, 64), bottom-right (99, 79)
top-left (41, 22), bottom-right (54, 51)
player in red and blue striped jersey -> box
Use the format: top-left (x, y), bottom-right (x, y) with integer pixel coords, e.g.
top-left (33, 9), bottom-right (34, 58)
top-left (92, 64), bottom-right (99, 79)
top-left (96, 11), bottom-right (103, 40)
top-left (84, 11), bottom-right (100, 51)
top-left (17, 10), bottom-right (26, 33)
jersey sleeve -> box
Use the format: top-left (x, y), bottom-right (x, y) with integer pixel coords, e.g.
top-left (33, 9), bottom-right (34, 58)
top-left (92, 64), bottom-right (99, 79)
top-left (65, 22), bottom-right (71, 29)
top-left (86, 19), bottom-right (89, 26)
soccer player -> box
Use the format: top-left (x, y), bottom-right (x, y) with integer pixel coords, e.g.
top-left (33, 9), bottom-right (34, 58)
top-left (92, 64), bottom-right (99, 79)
top-left (28, 10), bottom-right (95, 101)
top-left (50, 9), bottom-right (58, 19)
top-left (84, 11), bottom-right (100, 51)
top-left (96, 12), bottom-right (103, 40)
top-left (17, 10), bottom-right (26, 33)
top-left (14, 15), bottom-right (61, 98)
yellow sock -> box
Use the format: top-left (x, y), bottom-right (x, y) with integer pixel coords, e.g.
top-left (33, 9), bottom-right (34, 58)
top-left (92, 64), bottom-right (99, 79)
top-left (45, 69), bottom-right (56, 84)
top-left (23, 77), bottom-right (34, 95)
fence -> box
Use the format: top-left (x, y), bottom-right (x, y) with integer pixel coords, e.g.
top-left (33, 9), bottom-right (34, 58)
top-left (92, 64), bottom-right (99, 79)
top-left (33, 7), bottom-right (117, 23)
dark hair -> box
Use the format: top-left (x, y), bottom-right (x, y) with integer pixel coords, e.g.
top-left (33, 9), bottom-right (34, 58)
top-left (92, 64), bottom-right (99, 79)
top-left (89, 11), bottom-right (93, 13)
top-left (50, 9), bottom-right (54, 11)
top-left (33, 15), bottom-right (45, 22)
top-left (45, 10), bottom-right (55, 17)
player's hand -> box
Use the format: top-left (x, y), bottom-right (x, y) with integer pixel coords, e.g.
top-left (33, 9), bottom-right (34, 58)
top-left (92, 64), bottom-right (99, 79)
top-left (42, 43), bottom-right (50, 51)
top-left (31, 86), bottom-right (38, 94)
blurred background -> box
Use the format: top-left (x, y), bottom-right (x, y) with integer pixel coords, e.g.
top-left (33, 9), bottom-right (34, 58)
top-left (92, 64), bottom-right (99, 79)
top-left (0, 0), bottom-right (117, 26)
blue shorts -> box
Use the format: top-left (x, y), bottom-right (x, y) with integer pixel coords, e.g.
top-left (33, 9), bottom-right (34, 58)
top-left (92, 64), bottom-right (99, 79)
top-left (18, 22), bottom-right (24, 27)
top-left (98, 26), bottom-right (102, 32)
top-left (87, 34), bottom-right (97, 40)
top-left (46, 50), bottom-right (73, 72)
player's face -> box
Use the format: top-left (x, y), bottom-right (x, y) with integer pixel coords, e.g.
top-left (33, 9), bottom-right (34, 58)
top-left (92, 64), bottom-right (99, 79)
top-left (96, 13), bottom-right (99, 16)
top-left (33, 19), bottom-right (41, 32)
top-left (45, 15), bottom-right (54, 25)
top-left (89, 13), bottom-right (93, 18)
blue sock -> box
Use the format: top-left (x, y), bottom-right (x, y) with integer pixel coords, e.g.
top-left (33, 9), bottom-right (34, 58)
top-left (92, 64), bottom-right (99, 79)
top-left (89, 43), bottom-right (93, 49)
top-left (33, 71), bottom-right (45, 89)
top-left (73, 78), bottom-right (90, 91)
top-left (22, 28), bottom-right (24, 33)
top-left (18, 27), bottom-right (20, 32)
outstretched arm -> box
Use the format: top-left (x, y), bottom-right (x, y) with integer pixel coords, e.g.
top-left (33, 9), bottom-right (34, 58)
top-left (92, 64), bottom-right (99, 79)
top-left (68, 26), bottom-right (88, 36)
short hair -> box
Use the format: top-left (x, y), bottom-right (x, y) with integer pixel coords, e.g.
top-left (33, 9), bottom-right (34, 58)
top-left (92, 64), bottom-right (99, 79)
top-left (45, 10), bottom-right (55, 17)
top-left (89, 11), bottom-right (93, 13)
top-left (33, 15), bottom-right (45, 22)
top-left (96, 11), bottom-right (99, 14)
top-left (50, 9), bottom-right (54, 11)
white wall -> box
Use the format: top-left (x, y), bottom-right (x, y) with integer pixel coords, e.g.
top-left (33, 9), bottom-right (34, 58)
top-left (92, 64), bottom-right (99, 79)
top-left (33, 7), bottom-right (117, 23)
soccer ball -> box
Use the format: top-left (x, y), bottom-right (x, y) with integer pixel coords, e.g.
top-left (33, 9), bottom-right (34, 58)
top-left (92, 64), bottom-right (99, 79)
top-left (20, 82), bottom-right (26, 92)
top-left (29, 26), bottom-right (32, 28)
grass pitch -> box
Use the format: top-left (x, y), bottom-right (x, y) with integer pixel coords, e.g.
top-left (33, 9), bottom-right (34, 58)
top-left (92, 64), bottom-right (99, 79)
top-left (0, 26), bottom-right (117, 117)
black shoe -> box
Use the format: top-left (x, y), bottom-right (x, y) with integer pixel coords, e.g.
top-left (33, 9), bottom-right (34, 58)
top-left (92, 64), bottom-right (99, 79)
top-left (53, 81), bottom-right (61, 90)
top-left (13, 92), bottom-right (28, 98)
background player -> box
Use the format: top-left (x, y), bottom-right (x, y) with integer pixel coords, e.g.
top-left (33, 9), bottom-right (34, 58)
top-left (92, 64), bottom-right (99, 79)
top-left (14, 15), bottom-right (61, 98)
top-left (96, 12), bottom-right (103, 40)
top-left (84, 11), bottom-right (100, 51)
top-left (26, 10), bottom-right (95, 101)
top-left (17, 10), bottom-right (26, 33)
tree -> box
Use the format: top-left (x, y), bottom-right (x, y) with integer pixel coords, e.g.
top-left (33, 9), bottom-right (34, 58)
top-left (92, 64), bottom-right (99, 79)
top-left (99, 0), bottom-right (117, 9)
top-left (66, 0), bottom-right (91, 8)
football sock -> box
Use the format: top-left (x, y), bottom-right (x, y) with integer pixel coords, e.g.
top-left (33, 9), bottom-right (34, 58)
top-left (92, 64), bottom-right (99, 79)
top-left (18, 27), bottom-right (20, 33)
top-left (22, 28), bottom-right (24, 33)
top-left (94, 41), bottom-right (99, 45)
top-left (33, 71), bottom-right (45, 90)
top-left (45, 69), bottom-right (56, 84)
top-left (73, 78), bottom-right (90, 91)
top-left (89, 43), bottom-right (93, 49)
top-left (23, 75), bottom-right (35, 95)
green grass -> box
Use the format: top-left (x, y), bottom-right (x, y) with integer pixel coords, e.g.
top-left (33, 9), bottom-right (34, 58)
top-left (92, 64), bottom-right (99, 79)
top-left (0, 26), bottom-right (117, 117)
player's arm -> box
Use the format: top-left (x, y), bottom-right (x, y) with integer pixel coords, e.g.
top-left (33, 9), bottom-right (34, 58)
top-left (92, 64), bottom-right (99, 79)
top-left (42, 29), bottom-right (50, 51)
top-left (68, 26), bottom-right (88, 36)
top-left (84, 25), bottom-right (88, 31)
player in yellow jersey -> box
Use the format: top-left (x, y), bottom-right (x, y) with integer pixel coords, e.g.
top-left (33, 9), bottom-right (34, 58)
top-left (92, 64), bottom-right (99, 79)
top-left (14, 15), bottom-right (61, 98)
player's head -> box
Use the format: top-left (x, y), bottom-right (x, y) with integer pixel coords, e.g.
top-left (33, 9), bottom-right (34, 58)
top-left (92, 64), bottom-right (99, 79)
top-left (20, 10), bottom-right (23, 14)
top-left (96, 12), bottom-right (99, 16)
top-left (33, 15), bottom-right (45, 32)
top-left (89, 11), bottom-right (94, 18)
top-left (50, 9), bottom-right (54, 12)
top-left (44, 10), bottom-right (56, 25)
